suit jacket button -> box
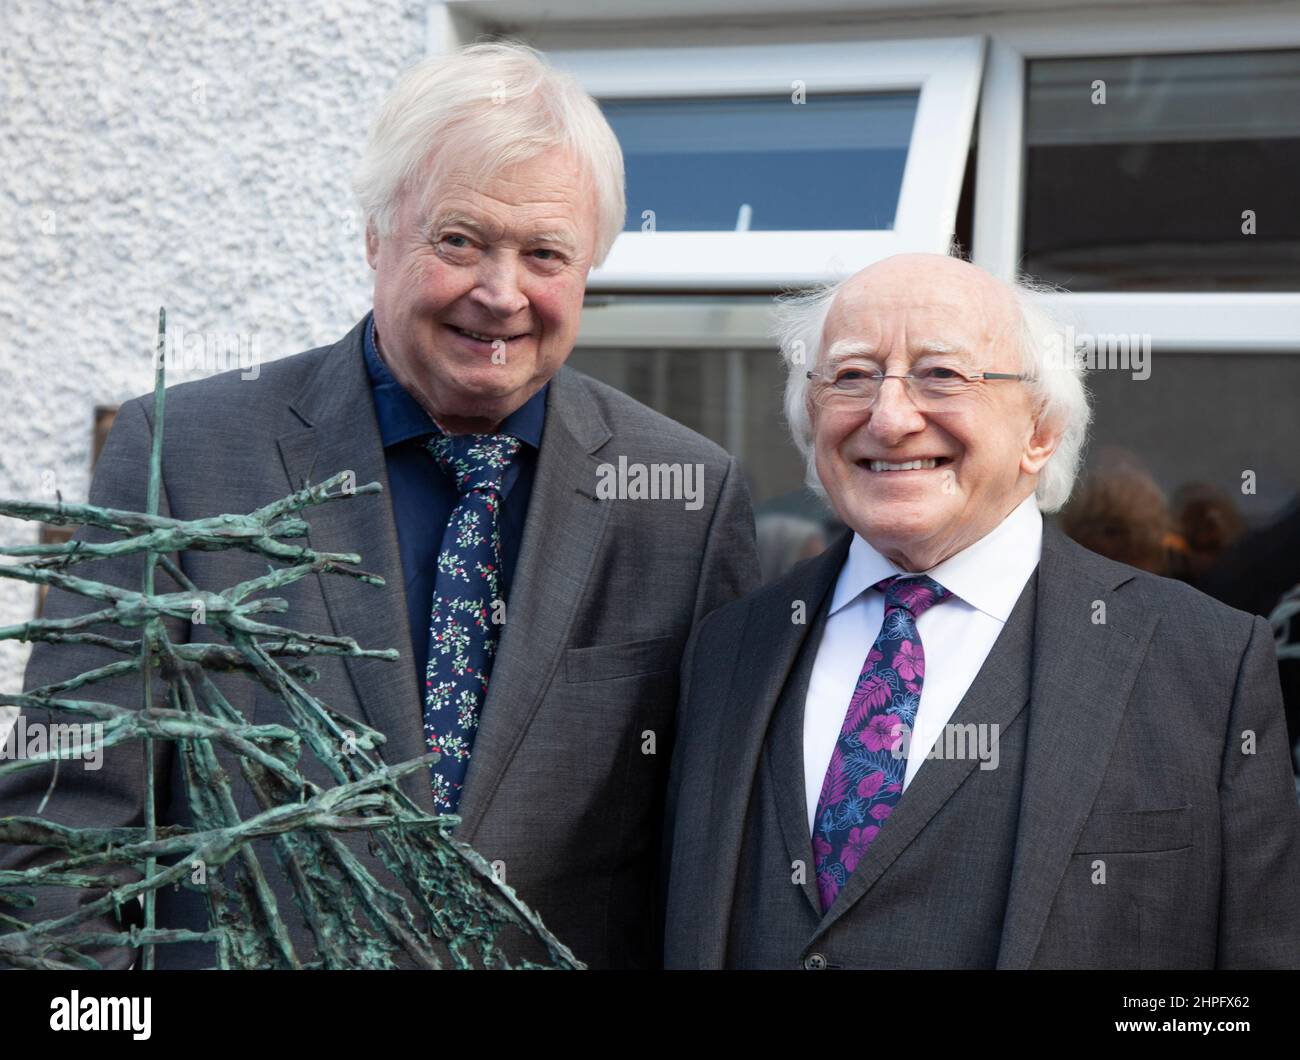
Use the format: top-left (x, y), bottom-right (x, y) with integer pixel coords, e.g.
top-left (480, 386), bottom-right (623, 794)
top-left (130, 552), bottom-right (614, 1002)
top-left (803, 953), bottom-right (828, 970)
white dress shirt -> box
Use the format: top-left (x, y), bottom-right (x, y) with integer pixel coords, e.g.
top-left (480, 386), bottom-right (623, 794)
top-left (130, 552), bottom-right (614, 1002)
top-left (803, 493), bottom-right (1043, 835)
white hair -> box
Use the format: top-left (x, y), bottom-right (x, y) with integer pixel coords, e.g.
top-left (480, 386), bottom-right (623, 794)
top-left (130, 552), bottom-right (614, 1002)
top-left (353, 41), bottom-right (626, 266)
top-left (775, 263), bottom-right (1092, 514)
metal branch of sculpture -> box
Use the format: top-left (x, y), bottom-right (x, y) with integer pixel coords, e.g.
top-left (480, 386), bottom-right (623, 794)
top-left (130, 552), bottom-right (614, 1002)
top-left (0, 310), bottom-right (580, 970)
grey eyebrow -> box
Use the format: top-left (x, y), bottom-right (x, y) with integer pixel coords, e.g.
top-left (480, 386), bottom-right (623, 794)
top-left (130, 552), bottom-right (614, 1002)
top-left (522, 230), bottom-right (579, 255)
top-left (824, 339), bottom-right (971, 364)
top-left (421, 212), bottom-right (489, 239)
top-left (825, 340), bottom-right (880, 362)
top-left (422, 213), bottom-right (577, 255)
top-left (911, 341), bottom-right (970, 358)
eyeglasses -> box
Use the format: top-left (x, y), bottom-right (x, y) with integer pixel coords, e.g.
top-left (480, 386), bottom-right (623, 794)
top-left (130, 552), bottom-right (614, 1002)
top-left (805, 362), bottom-right (1028, 411)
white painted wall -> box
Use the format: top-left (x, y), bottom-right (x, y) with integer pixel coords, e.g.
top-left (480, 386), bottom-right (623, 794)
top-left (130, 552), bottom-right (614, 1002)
top-left (0, 0), bottom-right (426, 706)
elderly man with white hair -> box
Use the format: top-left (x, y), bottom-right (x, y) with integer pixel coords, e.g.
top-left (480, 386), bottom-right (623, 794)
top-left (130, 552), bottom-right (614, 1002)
top-left (661, 252), bottom-right (1300, 969)
top-left (2, 43), bottom-right (760, 969)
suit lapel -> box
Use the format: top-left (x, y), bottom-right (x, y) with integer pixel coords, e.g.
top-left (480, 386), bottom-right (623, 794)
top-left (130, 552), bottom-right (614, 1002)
top-left (275, 319), bottom-right (431, 812)
top-left (996, 521), bottom-right (1158, 967)
top-left (451, 366), bottom-right (615, 844)
top-left (813, 560), bottom-right (1040, 938)
top-left (765, 598), bottom-right (834, 918)
top-left (698, 533), bottom-right (850, 965)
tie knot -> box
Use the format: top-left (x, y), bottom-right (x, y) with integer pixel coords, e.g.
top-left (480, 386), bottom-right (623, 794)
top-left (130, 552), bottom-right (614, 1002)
top-left (426, 431), bottom-right (522, 497)
top-left (874, 574), bottom-right (951, 618)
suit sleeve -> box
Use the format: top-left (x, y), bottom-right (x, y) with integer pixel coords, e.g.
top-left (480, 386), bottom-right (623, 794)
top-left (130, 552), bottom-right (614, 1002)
top-left (657, 598), bottom-right (707, 965)
top-left (0, 396), bottom-right (189, 970)
top-left (1215, 612), bottom-right (1300, 968)
top-left (655, 456), bottom-right (756, 965)
top-left (689, 454), bottom-right (761, 627)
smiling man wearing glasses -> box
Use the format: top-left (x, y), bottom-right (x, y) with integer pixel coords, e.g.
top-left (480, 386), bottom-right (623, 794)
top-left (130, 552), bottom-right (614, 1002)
top-left (661, 252), bottom-right (1300, 969)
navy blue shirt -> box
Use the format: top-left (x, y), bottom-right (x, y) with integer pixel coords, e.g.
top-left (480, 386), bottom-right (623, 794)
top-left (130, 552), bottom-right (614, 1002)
top-left (361, 311), bottom-right (547, 685)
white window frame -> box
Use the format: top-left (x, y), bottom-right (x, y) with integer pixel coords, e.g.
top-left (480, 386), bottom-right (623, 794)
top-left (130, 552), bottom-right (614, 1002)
top-left (550, 37), bottom-right (985, 292)
top-left (973, 11), bottom-right (1300, 352)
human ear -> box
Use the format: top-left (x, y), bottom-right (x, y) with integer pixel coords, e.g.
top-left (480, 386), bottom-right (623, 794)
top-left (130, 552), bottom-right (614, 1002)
top-left (1021, 412), bottom-right (1061, 475)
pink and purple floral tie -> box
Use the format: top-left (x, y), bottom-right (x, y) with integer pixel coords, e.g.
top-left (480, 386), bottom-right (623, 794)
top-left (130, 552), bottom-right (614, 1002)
top-left (812, 574), bottom-right (951, 912)
top-left (422, 431), bottom-right (521, 815)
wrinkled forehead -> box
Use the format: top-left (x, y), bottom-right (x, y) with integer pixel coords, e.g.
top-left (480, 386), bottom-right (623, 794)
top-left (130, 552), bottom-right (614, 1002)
top-left (406, 146), bottom-right (597, 233)
top-left (821, 276), bottom-right (1015, 365)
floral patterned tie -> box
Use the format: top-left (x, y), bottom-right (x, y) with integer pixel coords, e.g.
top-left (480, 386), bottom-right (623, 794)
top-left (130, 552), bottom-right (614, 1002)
top-left (812, 574), bottom-right (951, 912)
top-left (421, 431), bottom-right (522, 814)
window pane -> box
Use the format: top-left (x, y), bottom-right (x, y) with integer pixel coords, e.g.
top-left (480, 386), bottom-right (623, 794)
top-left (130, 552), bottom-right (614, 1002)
top-left (1083, 352), bottom-right (1300, 509)
top-left (565, 346), bottom-right (810, 506)
top-left (1059, 351), bottom-right (1300, 752)
top-left (1063, 352), bottom-right (1300, 577)
top-left (1022, 50), bottom-right (1300, 291)
top-left (600, 92), bottom-right (918, 232)
top-left (567, 345), bottom-right (839, 581)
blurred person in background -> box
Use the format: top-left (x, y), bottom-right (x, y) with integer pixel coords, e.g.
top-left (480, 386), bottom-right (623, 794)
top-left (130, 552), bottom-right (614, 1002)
top-left (756, 512), bottom-right (828, 583)
top-left (1174, 481), bottom-right (1248, 583)
top-left (1058, 448), bottom-right (1187, 577)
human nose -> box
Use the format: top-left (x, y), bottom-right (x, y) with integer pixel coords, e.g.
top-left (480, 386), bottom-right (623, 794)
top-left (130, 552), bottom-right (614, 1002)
top-left (865, 375), bottom-right (927, 438)
top-left (469, 253), bottom-right (529, 318)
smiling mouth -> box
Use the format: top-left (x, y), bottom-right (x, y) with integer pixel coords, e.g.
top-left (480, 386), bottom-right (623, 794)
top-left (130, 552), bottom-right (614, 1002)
top-left (861, 457), bottom-right (954, 473)
top-left (447, 324), bottom-right (530, 344)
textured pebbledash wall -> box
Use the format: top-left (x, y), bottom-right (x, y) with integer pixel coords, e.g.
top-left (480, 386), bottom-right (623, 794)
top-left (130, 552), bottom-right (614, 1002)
top-left (0, 0), bottom-right (427, 700)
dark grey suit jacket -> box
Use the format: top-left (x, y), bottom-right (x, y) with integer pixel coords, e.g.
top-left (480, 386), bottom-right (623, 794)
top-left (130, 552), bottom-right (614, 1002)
top-left (663, 520), bottom-right (1300, 968)
top-left (2, 317), bottom-right (761, 969)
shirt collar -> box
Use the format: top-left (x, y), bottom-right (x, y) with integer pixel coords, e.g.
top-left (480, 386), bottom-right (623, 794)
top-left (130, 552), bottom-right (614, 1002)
top-left (362, 310), bottom-right (547, 450)
top-left (829, 492), bottom-right (1043, 622)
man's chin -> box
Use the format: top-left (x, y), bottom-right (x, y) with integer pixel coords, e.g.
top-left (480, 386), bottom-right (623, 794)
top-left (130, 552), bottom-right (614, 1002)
top-left (429, 372), bottom-right (544, 431)
top-left (429, 354), bottom-right (529, 393)
top-left (848, 506), bottom-right (948, 552)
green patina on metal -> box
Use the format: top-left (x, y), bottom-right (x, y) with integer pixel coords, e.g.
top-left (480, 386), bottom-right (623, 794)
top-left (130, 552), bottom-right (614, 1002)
top-left (0, 310), bottom-right (581, 970)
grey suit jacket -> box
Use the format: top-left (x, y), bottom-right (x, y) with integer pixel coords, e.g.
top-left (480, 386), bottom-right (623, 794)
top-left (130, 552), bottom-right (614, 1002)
top-left (1, 317), bottom-right (761, 969)
top-left (662, 519), bottom-right (1300, 968)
